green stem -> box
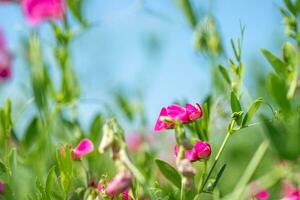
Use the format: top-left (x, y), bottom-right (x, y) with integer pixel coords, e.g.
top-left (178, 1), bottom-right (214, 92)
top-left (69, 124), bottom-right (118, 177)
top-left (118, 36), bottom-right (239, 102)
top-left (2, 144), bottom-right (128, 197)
top-left (181, 179), bottom-right (185, 200)
top-left (200, 131), bottom-right (231, 192)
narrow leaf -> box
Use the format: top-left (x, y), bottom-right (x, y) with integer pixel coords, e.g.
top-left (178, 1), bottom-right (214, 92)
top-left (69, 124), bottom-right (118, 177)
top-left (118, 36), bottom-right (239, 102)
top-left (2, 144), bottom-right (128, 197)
top-left (261, 48), bottom-right (285, 76)
top-left (155, 159), bottom-right (181, 189)
top-left (218, 65), bottom-right (231, 85)
top-left (242, 97), bottom-right (263, 127)
top-left (230, 92), bottom-right (242, 113)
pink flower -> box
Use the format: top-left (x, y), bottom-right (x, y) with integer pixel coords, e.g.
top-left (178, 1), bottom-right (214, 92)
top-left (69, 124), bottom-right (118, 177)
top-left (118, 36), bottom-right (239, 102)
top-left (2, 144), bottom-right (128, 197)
top-left (0, 180), bottom-right (4, 194)
top-left (281, 180), bottom-right (300, 200)
top-left (0, 30), bottom-right (12, 81)
top-left (174, 140), bottom-right (211, 162)
top-left (105, 171), bottom-right (132, 196)
top-left (255, 189), bottom-right (270, 200)
top-left (71, 138), bottom-right (94, 159)
top-left (122, 188), bottom-right (133, 200)
top-left (21, 0), bottom-right (66, 25)
top-left (154, 103), bottom-right (203, 132)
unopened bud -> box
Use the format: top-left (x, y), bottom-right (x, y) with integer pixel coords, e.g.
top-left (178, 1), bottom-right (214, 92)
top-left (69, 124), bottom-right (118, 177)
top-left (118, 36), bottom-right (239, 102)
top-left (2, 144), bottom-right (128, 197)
top-left (177, 159), bottom-right (196, 177)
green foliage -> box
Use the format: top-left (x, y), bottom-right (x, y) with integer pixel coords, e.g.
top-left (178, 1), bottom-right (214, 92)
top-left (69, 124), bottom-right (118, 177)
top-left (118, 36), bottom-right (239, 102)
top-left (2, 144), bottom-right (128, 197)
top-left (155, 159), bottom-right (182, 189)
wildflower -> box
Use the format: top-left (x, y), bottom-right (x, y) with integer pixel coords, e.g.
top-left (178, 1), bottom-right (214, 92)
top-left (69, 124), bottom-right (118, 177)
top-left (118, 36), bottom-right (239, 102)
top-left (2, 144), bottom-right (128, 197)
top-left (0, 30), bottom-right (12, 81)
top-left (174, 140), bottom-right (211, 162)
top-left (154, 103), bottom-right (203, 132)
top-left (21, 0), bottom-right (66, 25)
top-left (0, 180), bottom-right (4, 194)
top-left (255, 189), bottom-right (270, 200)
top-left (105, 171), bottom-right (132, 196)
top-left (281, 180), bottom-right (300, 200)
top-left (127, 134), bottom-right (143, 151)
top-left (71, 138), bottom-right (94, 159)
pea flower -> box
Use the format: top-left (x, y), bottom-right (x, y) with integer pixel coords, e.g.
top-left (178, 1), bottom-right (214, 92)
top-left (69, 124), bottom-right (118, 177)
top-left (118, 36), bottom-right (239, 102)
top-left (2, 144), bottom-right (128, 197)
top-left (0, 180), bottom-right (4, 194)
top-left (71, 138), bottom-right (94, 159)
top-left (154, 103), bottom-right (203, 132)
top-left (174, 140), bottom-right (211, 162)
top-left (0, 30), bottom-right (12, 81)
top-left (105, 171), bottom-right (132, 196)
top-left (255, 189), bottom-right (270, 200)
top-left (21, 0), bottom-right (66, 25)
top-left (281, 180), bottom-right (300, 200)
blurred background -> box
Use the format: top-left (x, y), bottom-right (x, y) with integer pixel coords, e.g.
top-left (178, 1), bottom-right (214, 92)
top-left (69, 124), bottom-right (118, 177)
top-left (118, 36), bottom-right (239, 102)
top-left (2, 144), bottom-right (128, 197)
top-left (0, 0), bottom-right (285, 131)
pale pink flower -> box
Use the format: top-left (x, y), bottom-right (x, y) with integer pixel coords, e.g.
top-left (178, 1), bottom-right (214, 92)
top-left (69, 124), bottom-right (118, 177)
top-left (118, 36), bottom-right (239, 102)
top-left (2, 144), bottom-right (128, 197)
top-left (105, 171), bottom-right (132, 196)
top-left (0, 180), bottom-right (4, 194)
top-left (0, 30), bottom-right (12, 81)
top-left (21, 0), bottom-right (66, 25)
top-left (71, 138), bottom-right (94, 159)
top-left (154, 103), bottom-right (203, 132)
top-left (174, 140), bottom-right (211, 162)
top-left (127, 134), bottom-right (143, 151)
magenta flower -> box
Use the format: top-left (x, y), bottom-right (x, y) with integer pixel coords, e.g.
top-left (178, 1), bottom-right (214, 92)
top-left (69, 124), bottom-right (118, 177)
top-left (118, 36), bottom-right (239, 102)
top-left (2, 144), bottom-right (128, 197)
top-left (71, 138), bottom-right (94, 159)
top-left (0, 30), bottom-right (12, 81)
top-left (0, 180), bottom-right (4, 194)
top-left (154, 103), bottom-right (203, 132)
top-left (21, 0), bottom-right (66, 25)
top-left (105, 171), bottom-right (132, 196)
top-left (255, 189), bottom-right (270, 200)
top-left (281, 180), bottom-right (300, 200)
top-left (174, 140), bottom-right (211, 162)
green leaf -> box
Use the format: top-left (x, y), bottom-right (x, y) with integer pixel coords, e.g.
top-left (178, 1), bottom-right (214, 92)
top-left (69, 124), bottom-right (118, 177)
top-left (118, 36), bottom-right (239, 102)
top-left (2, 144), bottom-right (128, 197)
top-left (218, 65), bottom-right (231, 85)
top-left (206, 164), bottom-right (226, 192)
top-left (242, 97), bottom-right (263, 127)
top-left (67, 0), bottom-right (88, 26)
top-left (155, 159), bottom-right (181, 189)
top-left (284, 0), bottom-right (297, 15)
top-left (45, 166), bottom-right (56, 194)
top-left (22, 117), bottom-right (40, 148)
top-left (89, 113), bottom-right (102, 142)
top-left (177, 0), bottom-right (197, 28)
top-left (267, 73), bottom-right (290, 111)
top-left (230, 92), bottom-right (242, 113)
top-left (261, 48), bottom-right (286, 76)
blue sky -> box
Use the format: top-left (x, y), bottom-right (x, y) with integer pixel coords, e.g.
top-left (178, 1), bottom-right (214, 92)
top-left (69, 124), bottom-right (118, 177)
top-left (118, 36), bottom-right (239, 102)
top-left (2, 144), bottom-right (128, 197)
top-left (0, 0), bottom-right (286, 131)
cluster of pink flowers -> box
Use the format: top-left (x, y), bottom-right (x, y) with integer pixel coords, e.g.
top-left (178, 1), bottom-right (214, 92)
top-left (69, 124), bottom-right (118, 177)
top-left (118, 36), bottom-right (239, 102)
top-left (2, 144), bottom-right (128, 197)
top-left (0, 30), bottom-right (12, 81)
top-left (154, 103), bottom-right (203, 132)
top-left (71, 139), bottom-right (133, 198)
top-left (174, 140), bottom-right (211, 162)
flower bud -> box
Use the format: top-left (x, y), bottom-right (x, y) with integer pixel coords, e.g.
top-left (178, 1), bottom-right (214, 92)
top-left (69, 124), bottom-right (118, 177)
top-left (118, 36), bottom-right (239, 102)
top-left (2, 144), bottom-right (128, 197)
top-left (99, 118), bottom-right (124, 154)
top-left (71, 138), bottom-right (94, 159)
top-left (174, 140), bottom-right (211, 162)
top-left (177, 159), bottom-right (196, 177)
top-left (105, 171), bottom-right (132, 196)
